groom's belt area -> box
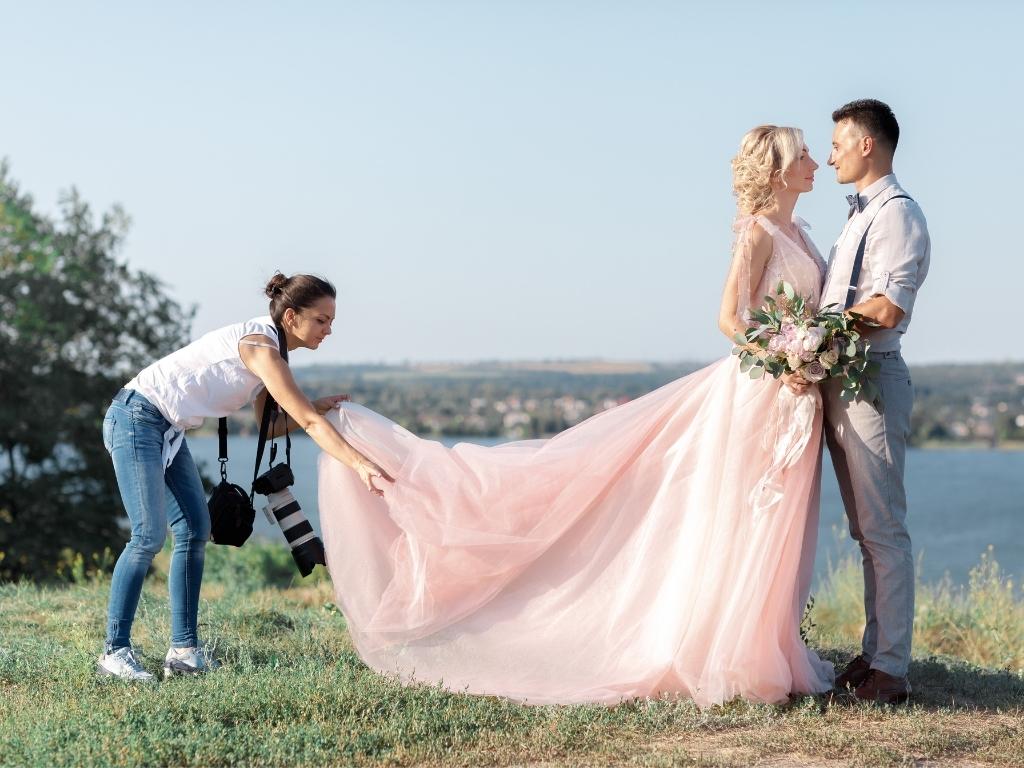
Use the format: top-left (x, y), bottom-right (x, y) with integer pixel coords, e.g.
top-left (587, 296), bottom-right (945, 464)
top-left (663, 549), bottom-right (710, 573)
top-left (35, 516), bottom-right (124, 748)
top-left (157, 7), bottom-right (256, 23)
top-left (868, 351), bottom-right (901, 360)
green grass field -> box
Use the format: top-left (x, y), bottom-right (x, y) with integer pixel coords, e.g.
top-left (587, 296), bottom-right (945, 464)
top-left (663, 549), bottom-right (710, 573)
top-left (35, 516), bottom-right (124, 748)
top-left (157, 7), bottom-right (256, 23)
top-left (1, 543), bottom-right (1022, 767)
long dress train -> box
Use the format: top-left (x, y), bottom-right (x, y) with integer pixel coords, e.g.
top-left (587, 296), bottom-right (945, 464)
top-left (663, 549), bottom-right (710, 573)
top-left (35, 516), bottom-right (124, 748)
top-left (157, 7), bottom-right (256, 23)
top-left (318, 215), bottom-right (835, 707)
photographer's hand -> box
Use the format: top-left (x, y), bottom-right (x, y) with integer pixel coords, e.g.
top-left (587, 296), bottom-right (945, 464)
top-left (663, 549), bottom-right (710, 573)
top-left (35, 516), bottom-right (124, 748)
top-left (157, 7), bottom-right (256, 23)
top-left (355, 459), bottom-right (395, 497)
top-left (242, 339), bottom-right (397, 495)
top-left (313, 394), bottom-right (350, 415)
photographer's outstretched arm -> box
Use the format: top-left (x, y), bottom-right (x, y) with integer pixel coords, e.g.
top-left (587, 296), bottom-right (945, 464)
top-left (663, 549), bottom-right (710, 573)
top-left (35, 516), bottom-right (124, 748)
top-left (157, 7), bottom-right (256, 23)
top-left (253, 389), bottom-right (296, 438)
top-left (240, 342), bottom-right (394, 496)
top-left (253, 389), bottom-right (351, 439)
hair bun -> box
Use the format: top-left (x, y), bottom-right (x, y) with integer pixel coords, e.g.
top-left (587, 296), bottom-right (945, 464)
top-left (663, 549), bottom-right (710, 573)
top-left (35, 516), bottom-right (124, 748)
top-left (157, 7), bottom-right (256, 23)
top-left (265, 272), bottom-right (289, 299)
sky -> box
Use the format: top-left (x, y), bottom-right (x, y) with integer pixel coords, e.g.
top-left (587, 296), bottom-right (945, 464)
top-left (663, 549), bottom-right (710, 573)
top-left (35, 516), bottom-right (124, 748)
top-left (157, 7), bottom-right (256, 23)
top-left (3, 1), bottom-right (1022, 366)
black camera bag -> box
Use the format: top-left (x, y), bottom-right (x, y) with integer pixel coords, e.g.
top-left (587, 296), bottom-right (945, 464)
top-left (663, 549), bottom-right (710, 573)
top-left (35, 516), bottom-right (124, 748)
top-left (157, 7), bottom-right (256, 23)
top-left (208, 416), bottom-right (256, 546)
top-left (207, 323), bottom-right (289, 546)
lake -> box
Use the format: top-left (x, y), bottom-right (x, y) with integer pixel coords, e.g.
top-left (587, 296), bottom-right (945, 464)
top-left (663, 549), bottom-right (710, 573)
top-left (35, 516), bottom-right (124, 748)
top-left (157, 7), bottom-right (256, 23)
top-left (186, 434), bottom-right (1022, 588)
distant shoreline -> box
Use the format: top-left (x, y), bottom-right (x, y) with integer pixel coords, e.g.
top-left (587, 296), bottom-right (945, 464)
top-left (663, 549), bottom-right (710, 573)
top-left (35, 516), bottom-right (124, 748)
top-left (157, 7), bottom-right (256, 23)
top-left (917, 439), bottom-right (1024, 451)
top-left (288, 358), bottom-right (1024, 371)
top-left (186, 428), bottom-right (1024, 452)
top-left (185, 359), bottom-right (1024, 448)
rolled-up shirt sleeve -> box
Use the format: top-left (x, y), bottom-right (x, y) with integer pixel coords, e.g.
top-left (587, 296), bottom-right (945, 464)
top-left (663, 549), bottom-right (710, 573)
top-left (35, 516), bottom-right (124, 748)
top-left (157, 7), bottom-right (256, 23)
top-left (865, 201), bottom-right (930, 314)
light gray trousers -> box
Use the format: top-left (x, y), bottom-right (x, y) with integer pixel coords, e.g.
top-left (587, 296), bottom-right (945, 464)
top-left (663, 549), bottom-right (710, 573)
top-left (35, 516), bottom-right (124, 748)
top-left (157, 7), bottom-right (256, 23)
top-left (822, 351), bottom-right (915, 678)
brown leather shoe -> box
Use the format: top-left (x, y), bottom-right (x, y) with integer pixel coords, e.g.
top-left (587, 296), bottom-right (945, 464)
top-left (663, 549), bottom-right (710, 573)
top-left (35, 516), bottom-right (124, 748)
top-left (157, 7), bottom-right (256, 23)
top-left (853, 669), bottom-right (911, 705)
top-left (834, 654), bottom-right (872, 690)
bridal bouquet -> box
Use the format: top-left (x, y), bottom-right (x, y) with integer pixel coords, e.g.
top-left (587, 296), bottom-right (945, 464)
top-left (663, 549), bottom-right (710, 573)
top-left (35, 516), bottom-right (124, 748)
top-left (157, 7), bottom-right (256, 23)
top-left (732, 281), bottom-right (881, 403)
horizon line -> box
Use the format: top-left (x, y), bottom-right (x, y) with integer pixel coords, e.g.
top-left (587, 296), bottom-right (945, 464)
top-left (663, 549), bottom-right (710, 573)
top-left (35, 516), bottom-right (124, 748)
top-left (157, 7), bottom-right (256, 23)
top-left (289, 357), bottom-right (1024, 370)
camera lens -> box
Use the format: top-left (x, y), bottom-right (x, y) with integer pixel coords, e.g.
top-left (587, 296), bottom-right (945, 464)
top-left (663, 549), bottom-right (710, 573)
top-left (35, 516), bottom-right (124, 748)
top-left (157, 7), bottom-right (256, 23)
top-left (261, 486), bottom-right (327, 577)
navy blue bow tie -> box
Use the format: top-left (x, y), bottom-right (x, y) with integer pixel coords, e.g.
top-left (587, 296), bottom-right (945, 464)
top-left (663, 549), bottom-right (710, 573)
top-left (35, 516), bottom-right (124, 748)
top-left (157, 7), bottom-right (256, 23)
top-left (846, 193), bottom-right (863, 218)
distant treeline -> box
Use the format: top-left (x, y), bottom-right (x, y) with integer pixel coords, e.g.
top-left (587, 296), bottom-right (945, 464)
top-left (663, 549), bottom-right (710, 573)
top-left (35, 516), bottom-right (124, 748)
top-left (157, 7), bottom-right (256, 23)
top-left (220, 360), bottom-right (1024, 448)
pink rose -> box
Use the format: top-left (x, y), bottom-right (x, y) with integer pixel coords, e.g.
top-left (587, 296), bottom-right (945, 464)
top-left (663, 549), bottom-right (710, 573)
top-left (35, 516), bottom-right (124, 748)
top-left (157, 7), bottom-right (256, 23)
top-left (786, 336), bottom-right (806, 357)
top-left (801, 360), bottom-right (828, 383)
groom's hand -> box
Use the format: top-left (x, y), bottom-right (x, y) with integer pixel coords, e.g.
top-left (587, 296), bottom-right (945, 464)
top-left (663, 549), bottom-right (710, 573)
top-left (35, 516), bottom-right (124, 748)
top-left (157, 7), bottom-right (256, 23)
top-left (313, 394), bottom-right (350, 414)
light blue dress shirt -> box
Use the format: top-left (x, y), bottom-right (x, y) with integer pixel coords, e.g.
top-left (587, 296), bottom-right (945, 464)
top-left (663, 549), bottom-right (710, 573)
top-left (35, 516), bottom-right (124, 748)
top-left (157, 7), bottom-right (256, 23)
top-left (821, 174), bottom-right (930, 353)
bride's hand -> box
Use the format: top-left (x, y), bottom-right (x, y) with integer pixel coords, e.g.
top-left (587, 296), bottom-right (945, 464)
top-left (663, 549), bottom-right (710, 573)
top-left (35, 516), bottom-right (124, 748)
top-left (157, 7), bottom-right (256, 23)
top-left (355, 459), bottom-right (395, 497)
top-left (313, 394), bottom-right (350, 414)
top-left (781, 371), bottom-right (811, 395)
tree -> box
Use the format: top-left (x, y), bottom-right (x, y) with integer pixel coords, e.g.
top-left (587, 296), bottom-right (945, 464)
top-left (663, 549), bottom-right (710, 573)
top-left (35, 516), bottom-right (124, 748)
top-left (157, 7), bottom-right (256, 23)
top-left (0, 162), bottom-right (194, 580)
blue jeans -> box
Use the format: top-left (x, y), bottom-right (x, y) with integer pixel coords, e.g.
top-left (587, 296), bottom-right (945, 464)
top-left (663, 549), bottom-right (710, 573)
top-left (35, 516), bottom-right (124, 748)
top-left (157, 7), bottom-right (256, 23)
top-left (102, 389), bottom-right (210, 650)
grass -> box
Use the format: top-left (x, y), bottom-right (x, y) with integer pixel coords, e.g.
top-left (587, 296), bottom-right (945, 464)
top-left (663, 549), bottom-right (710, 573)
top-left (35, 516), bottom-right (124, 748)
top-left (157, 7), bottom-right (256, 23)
top-left (1, 543), bottom-right (1022, 767)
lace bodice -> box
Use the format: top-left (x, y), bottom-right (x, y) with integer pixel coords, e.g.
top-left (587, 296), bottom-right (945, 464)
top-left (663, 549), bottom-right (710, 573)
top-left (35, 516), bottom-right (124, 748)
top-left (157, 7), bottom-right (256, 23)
top-left (733, 215), bottom-right (826, 317)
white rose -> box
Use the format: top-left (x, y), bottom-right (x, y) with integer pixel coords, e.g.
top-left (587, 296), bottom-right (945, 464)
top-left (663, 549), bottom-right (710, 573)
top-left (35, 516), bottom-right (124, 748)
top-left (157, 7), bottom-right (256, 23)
top-left (819, 349), bottom-right (840, 368)
top-left (802, 326), bottom-right (827, 352)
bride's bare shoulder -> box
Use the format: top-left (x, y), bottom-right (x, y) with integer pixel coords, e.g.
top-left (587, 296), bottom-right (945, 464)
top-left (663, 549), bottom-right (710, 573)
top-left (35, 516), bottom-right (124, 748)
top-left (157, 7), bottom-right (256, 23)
top-left (747, 220), bottom-right (775, 259)
top-left (750, 220), bottom-right (773, 242)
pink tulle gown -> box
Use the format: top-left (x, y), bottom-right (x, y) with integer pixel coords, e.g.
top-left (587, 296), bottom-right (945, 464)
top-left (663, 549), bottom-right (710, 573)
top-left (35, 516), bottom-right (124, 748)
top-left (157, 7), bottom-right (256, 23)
top-left (319, 215), bottom-right (835, 707)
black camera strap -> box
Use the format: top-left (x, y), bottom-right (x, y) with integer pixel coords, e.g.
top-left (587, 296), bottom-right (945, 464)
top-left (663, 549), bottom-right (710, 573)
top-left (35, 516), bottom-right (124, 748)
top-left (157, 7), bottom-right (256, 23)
top-left (217, 414), bottom-right (229, 481)
top-left (252, 324), bottom-right (291, 498)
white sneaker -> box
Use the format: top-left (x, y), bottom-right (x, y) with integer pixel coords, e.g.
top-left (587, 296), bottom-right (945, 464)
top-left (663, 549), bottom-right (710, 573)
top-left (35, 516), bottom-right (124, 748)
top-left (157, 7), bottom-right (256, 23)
top-left (163, 643), bottom-right (221, 678)
top-left (97, 646), bottom-right (156, 681)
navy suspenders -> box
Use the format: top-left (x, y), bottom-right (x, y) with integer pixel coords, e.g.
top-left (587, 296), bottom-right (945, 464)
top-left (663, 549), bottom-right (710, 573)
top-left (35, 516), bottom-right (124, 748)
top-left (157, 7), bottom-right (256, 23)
top-left (844, 194), bottom-right (912, 310)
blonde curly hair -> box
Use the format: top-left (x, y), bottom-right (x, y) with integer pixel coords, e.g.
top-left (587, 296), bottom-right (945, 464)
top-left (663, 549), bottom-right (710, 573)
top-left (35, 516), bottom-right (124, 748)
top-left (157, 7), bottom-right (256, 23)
top-left (731, 125), bottom-right (804, 215)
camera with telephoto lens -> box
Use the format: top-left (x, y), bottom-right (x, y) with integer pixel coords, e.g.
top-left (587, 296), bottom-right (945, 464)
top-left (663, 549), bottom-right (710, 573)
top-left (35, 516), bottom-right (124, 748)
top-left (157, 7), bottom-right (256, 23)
top-left (252, 463), bottom-right (294, 495)
top-left (252, 462), bottom-right (326, 577)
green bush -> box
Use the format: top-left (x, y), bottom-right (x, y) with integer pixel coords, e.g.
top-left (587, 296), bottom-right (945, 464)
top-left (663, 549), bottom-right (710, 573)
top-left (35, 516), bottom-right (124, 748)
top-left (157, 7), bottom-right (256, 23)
top-left (147, 537), bottom-right (306, 591)
top-left (811, 545), bottom-right (1024, 674)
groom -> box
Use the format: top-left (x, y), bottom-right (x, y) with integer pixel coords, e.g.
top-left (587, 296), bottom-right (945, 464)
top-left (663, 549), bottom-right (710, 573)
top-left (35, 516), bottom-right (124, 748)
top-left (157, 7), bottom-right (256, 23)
top-left (820, 99), bottom-right (930, 704)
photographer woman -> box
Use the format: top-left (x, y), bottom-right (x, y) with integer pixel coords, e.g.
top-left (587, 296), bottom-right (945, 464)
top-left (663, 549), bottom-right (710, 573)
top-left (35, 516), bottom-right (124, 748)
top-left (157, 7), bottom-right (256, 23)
top-left (98, 273), bottom-right (392, 680)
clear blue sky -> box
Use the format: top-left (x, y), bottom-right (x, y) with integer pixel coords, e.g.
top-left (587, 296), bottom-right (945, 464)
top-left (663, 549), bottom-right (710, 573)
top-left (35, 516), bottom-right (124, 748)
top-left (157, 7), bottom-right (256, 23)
top-left (4, 1), bottom-right (1021, 365)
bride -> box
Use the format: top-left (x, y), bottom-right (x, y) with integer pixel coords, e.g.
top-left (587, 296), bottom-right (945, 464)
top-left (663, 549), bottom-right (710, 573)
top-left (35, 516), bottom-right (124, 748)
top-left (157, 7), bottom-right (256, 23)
top-left (317, 125), bottom-right (835, 707)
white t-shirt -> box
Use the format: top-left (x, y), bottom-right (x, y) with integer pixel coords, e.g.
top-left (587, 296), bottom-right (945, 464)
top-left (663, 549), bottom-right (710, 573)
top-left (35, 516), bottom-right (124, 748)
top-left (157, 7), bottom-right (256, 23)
top-left (125, 316), bottom-right (279, 466)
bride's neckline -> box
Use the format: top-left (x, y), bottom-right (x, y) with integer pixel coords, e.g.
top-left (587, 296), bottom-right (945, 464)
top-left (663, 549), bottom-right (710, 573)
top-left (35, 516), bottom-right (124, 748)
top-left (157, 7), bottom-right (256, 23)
top-left (755, 214), bottom-right (824, 275)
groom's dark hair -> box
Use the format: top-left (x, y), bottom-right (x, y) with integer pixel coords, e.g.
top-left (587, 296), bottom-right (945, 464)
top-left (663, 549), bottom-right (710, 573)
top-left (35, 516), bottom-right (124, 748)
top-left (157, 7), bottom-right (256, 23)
top-left (832, 99), bottom-right (900, 153)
